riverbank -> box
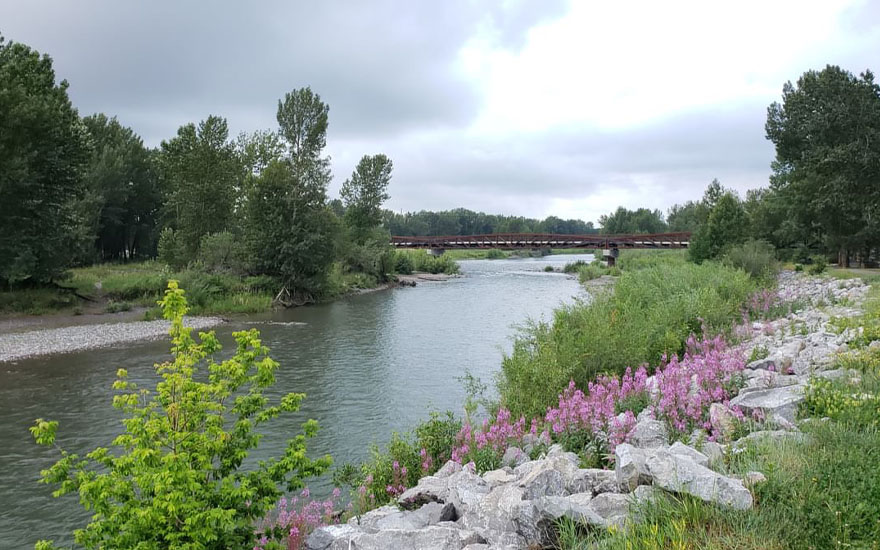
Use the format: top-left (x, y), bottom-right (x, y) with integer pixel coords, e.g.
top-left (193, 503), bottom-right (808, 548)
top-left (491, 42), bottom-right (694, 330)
top-left (305, 271), bottom-right (879, 549)
top-left (0, 315), bottom-right (225, 362)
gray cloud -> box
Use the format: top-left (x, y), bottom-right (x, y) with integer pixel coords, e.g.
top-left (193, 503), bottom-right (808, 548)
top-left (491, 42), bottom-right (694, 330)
top-left (1, 0), bottom-right (877, 223)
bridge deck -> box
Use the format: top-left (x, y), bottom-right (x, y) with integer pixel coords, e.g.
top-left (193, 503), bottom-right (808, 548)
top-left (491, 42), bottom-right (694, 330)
top-left (391, 232), bottom-right (690, 250)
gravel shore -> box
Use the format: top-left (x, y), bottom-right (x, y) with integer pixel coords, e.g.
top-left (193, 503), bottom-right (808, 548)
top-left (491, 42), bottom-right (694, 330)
top-left (0, 316), bottom-right (225, 363)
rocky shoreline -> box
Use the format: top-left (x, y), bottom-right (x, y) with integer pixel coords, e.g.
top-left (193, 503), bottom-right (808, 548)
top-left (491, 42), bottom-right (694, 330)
top-left (305, 272), bottom-right (870, 550)
top-left (0, 316), bottom-right (225, 363)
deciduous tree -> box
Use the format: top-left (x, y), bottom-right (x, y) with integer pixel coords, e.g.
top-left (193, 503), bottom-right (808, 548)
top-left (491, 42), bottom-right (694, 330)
top-left (0, 35), bottom-right (89, 285)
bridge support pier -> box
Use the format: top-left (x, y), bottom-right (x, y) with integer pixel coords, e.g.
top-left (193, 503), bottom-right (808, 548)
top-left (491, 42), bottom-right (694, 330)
top-left (427, 248), bottom-right (446, 257)
top-left (602, 248), bottom-right (619, 267)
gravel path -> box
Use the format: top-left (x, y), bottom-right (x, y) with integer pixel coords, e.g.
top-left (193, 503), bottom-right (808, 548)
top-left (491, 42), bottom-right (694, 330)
top-left (0, 317), bottom-right (225, 362)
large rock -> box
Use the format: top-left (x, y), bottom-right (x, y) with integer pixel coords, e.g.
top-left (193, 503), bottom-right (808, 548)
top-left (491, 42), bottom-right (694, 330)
top-left (667, 441), bottom-right (709, 467)
top-left (645, 450), bottom-right (753, 510)
top-left (630, 418), bottom-right (669, 448)
top-left (398, 467), bottom-right (490, 515)
top-left (583, 492), bottom-right (631, 528)
top-left (614, 443), bottom-right (651, 492)
top-left (501, 446), bottom-right (528, 468)
top-left (567, 468), bottom-right (619, 495)
top-left (306, 524), bottom-right (359, 550)
top-left (459, 484), bottom-right (528, 548)
top-left (482, 467), bottom-right (516, 487)
top-left (729, 384), bottom-right (805, 424)
top-left (351, 501), bottom-right (456, 532)
top-left (516, 459), bottom-right (567, 499)
top-left (446, 469), bottom-right (491, 516)
top-left (708, 403), bottom-right (738, 442)
top-left (317, 524), bottom-right (486, 550)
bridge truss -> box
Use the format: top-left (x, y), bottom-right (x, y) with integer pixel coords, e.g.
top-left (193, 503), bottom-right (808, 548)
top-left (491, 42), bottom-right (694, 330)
top-left (390, 232), bottom-right (691, 250)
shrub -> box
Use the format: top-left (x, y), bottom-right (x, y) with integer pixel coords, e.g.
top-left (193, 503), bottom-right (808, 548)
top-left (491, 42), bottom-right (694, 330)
top-left (485, 249), bottom-right (507, 259)
top-left (723, 239), bottom-right (779, 280)
top-left (498, 261), bottom-right (756, 417)
top-left (198, 231), bottom-right (249, 274)
top-left (31, 281), bottom-right (330, 549)
top-left (807, 255), bottom-right (827, 275)
top-left (394, 251), bottom-right (414, 274)
top-left (333, 412), bottom-right (460, 510)
top-left (563, 260), bottom-right (588, 273)
top-left (157, 227), bottom-right (188, 271)
top-left (544, 265), bottom-right (555, 272)
top-left (576, 264), bottom-right (605, 282)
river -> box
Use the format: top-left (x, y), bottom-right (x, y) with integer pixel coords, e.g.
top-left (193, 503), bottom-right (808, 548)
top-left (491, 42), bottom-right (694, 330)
top-left (0, 254), bottom-right (592, 549)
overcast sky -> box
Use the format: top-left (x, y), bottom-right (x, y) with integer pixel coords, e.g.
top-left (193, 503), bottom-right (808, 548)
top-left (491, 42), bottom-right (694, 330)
top-left (3, 1), bottom-right (879, 223)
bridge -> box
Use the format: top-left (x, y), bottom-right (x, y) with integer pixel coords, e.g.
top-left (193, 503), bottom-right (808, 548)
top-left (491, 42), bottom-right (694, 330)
top-left (390, 232), bottom-right (691, 266)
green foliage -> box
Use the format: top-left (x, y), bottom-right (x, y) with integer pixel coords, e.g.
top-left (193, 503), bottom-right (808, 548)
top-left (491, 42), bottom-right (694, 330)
top-left (616, 250), bottom-right (686, 271)
top-left (562, 260), bottom-right (588, 273)
top-left (80, 114), bottom-right (160, 262)
top-left (383, 208), bottom-right (597, 237)
top-left (245, 160), bottom-right (339, 298)
top-left (598, 206), bottom-right (667, 234)
top-left (395, 251), bottom-right (460, 274)
top-left (576, 264), bottom-right (606, 282)
top-left (157, 227), bottom-right (188, 271)
top-left (333, 412), bottom-right (461, 509)
top-left (747, 345), bottom-right (769, 363)
top-left (498, 260), bottom-right (756, 417)
top-left (689, 192), bottom-right (748, 263)
top-left (198, 231), bottom-right (249, 274)
top-left (30, 281), bottom-right (330, 549)
top-left (159, 116), bottom-right (240, 257)
top-left (723, 239), bottom-right (779, 280)
top-left (807, 255), bottom-right (827, 275)
top-left (393, 251), bottom-right (414, 275)
top-left (341, 154), bottom-right (393, 243)
top-left (0, 35), bottom-right (90, 286)
top-left (766, 65), bottom-right (880, 266)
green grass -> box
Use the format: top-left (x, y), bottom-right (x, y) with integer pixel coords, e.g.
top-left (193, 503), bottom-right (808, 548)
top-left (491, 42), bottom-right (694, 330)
top-left (498, 256), bottom-right (758, 417)
top-left (1, 262), bottom-right (278, 317)
top-left (393, 250), bottom-right (461, 274)
top-left (558, 282), bottom-right (880, 550)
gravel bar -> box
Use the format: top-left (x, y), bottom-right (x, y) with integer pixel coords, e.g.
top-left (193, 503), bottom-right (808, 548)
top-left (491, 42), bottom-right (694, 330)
top-left (0, 317), bottom-right (225, 362)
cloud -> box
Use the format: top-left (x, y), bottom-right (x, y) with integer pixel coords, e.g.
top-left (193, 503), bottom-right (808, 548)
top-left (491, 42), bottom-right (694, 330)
top-left (2, 0), bottom-right (879, 224)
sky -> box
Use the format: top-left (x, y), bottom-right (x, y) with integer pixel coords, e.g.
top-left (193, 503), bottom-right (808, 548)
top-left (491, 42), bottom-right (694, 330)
top-left (2, 0), bottom-right (879, 224)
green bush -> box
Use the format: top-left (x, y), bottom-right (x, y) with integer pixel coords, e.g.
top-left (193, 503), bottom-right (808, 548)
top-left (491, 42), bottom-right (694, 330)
top-left (31, 281), bottom-right (330, 549)
top-left (485, 249), bottom-right (507, 259)
top-left (563, 260), bottom-right (588, 273)
top-left (498, 261), bottom-right (756, 417)
top-left (807, 255), bottom-right (827, 275)
top-left (394, 251), bottom-right (414, 274)
top-left (333, 412), bottom-right (460, 510)
top-left (157, 227), bottom-right (188, 271)
top-left (576, 264), bottom-right (605, 282)
top-left (723, 239), bottom-right (779, 280)
top-left (198, 231), bottom-right (249, 274)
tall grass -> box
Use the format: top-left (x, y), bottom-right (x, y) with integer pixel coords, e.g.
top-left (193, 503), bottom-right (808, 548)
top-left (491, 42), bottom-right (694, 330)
top-left (497, 259), bottom-right (757, 417)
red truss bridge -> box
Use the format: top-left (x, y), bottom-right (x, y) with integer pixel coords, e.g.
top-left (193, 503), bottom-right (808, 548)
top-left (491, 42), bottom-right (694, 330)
top-left (390, 232), bottom-right (690, 265)
top-left (390, 232), bottom-right (691, 250)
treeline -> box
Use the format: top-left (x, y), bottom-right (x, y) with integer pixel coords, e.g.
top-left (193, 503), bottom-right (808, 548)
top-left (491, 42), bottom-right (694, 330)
top-left (0, 34), bottom-right (431, 300)
top-left (382, 209), bottom-right (597, 236)
top-left (602, 66), bottom-right (880, 267)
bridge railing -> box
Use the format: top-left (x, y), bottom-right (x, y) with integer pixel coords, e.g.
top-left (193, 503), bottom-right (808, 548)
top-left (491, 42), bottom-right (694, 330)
top-left (390, 232), bottom-right (691, 249)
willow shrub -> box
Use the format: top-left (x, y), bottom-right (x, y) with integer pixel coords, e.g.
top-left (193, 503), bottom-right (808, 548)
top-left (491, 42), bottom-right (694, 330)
top-left (31, 281), bottom-right (330, 550)
top-left (498, 260), bottom-right (756, 418)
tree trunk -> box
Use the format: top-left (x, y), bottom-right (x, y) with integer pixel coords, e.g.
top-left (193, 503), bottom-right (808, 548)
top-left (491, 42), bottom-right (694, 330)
top-left (838, 248), bottom-right (850, 268)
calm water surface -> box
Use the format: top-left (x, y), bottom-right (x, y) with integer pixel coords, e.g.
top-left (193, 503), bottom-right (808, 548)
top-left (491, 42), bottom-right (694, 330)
top-left (0, 254), bottom-right (592, 549)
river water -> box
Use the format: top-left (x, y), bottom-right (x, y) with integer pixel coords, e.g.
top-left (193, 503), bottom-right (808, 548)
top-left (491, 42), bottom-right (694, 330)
top-left (0, 254), bottom-right (592, 549)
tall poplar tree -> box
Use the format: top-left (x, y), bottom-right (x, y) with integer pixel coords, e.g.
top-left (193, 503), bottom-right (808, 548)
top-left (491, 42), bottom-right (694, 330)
top-left (0, 35), bottom-right (89, 285)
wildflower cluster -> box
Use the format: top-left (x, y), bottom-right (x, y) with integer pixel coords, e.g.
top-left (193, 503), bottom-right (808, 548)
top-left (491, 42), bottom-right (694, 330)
top-left (652, 333), bottom-right (746, 439)
top-left (255, 488), bottom-right (343, 550)
top-left (544, 366), bottom-right (649, 463)
top-left (451, 408), bottom-right (547, 471)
